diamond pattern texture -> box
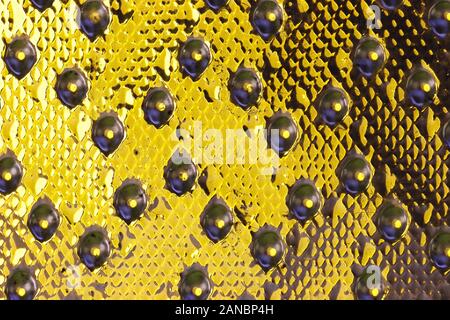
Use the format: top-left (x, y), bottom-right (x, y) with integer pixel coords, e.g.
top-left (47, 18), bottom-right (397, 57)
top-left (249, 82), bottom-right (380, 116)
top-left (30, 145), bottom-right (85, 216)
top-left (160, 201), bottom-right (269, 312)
top-left (0, 0), bottom-right (449, 299)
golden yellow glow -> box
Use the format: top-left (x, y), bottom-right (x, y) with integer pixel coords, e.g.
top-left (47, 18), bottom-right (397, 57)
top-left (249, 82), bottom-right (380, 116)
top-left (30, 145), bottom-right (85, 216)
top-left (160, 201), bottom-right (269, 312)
top-left (446, 12), bottom-right (450, 21)
top-left (39, 220), bottom-right (49, 229)
top-left (15, 50), bottom-right (26, 61)
top-left (393, 219), bottom-right (402, 229)
top-left (128, 198), bottom-right (138, 208)
top-left (67, 83), bottom-right (78, 93)
top-left (280, 129), bottom-right (290, 139)
top-left (16, 287), bottom-right (26, 297)
top-left (266, 12), bottom-right (277, 22)
top-left (90, 247), bottom-right (101, 257)
top-left (90, 11), bottom-right (101, 23)
top-left (215, 219), bottom-right (225, 229)
top-left (369, 51), bottom-right (379, 61)
top-left (355, 171), bottom-right (365, 182)
top-left (2, 171), bottom-right (12, 181)
top-left (445, 248), bottom-right (450, 258)
top-left (191, 51), bottom-right (203, 62)
top-left (104, 129), bottom-right (115, 140)
top-left (266, 247), bottom-right (277, 257)
top-left (192, 287), bottom-right (203, 296)
top-left (179, 171), bottom-right (189, 182)
top-left (243, 82), bottom-right (253, 93)
top-left (303, 198), bottom-right (314, 209)
top-left (422, 83), bottom-right (431, 93)
top-left (0, 0), bottom-right (441, 301)
top-left (156, 102), bottom-right (166, 112)
top-left (333, 102), bottom-right (342, 112)
top-left (370, 288), bottom-right (380, 297)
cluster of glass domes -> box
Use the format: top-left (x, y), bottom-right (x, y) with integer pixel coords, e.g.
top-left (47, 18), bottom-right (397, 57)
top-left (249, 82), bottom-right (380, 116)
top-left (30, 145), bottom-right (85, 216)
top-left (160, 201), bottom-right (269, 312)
top-left (2, 0), bottom-right (449, 300)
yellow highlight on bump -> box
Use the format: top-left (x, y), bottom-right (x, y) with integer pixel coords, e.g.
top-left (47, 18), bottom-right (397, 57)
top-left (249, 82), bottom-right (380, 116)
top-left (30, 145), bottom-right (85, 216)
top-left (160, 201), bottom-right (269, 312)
top-left (393, 219), bottom-right (402, 229)
top-left (266, 12), bottom-right (277, 22)
top-left (15, 51), bottom-right (26, 61)
top-left (128, 199), bottom-right (138, 208)
top-left (191, 51), bottom-right (203, 62)
top-left (104, 129), bottom-right (115, 140)
top-left (333, 102), bottom-right (342, 112)
top-left (422, 83), bottom-right (431, 93)
top-left (266, 247), bottom-right (277, 257)
top-left (280, 129), bottom-right (290, 139)
top-left (446, 12), bottom-right (450, 21)
top-left (39, 220), bottom-right (49, 229)
top-left (370, 288), bottom-right (380, 297)
top-left (369, 51), bottom-right (379, 61)
top-left (303, 199), bottom-right (314, 209)
top-left (243, 83), bottom-right (253, 93)
top-left (192, 287), bottom-right (203, 296)
top-left (156, 102), bottom-right (166, 112)
top-left (2, 171), bottom-right (12, 181)
top-left (446, 248), bottom-right (450, 258)
top-left (90, 12), bottom-right (101, 23)
top-left (179, 171), bottom-right (189, 182)
top-left (16, 287), bottom-right (26, 297)
top-left (67, 83), bottom-right (78, 93)
top-left (91, 247), bottom-right (101, 257)
top-left (355, 171), bottom-right (365, 182)
top-left (215, 219), bottom-right (225, 229)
